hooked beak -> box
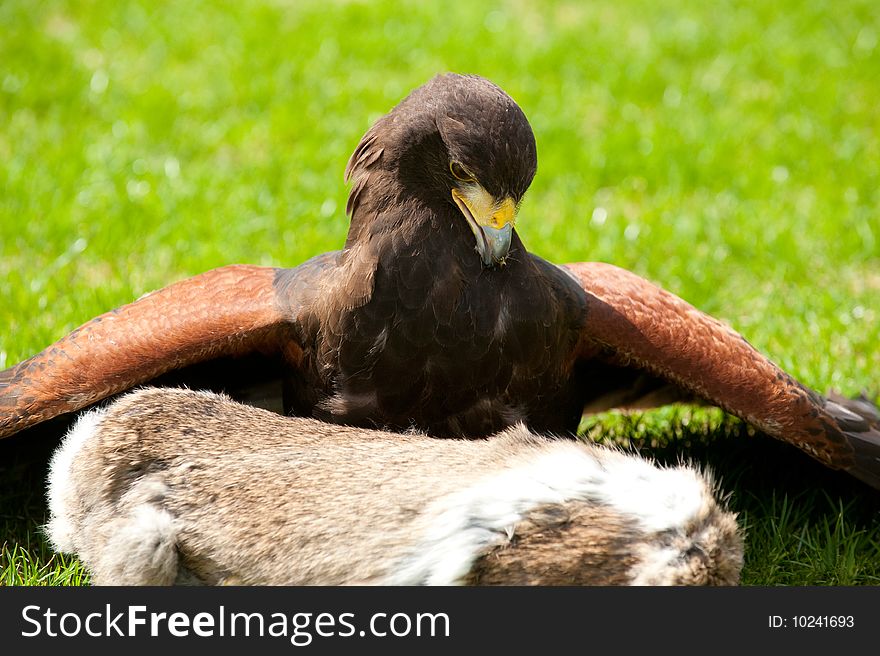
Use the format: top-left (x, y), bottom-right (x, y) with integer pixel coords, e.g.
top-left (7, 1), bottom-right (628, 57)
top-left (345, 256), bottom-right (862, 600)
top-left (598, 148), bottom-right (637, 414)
top-left (451, 187), bottom-right (516, 267)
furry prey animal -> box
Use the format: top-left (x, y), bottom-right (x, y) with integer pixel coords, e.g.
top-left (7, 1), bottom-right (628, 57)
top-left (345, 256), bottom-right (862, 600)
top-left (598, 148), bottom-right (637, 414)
top-left (46, 387), bottom-right (743, 586)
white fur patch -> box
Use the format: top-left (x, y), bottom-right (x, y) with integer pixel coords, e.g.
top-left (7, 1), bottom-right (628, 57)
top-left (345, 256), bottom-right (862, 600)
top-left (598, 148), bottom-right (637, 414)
top-left (102, 501), bottom-right (178, 585)
top-left (589, 455), bottom-right (706, 533)
top-left (629, 546), bottom-right (685, 585)
top-left (45, 407), bottom-right (108, 552)
top-left (389, 441), bottom-right (708, 585)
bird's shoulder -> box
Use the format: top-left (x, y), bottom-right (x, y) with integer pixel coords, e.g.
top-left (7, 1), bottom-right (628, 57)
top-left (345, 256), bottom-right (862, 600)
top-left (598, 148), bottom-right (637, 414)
top-left (273, 250), bottom-right (346, 325)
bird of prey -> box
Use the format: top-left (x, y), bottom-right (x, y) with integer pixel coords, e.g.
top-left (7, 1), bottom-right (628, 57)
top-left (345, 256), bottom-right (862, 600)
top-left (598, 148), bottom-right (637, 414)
top-left (1, 73), bottom-right (878, 487)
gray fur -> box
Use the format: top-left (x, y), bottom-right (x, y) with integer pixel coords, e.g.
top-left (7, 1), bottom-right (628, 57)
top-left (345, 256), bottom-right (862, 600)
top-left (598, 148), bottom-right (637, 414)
top-left (46, 387), bottom-right (743, 586)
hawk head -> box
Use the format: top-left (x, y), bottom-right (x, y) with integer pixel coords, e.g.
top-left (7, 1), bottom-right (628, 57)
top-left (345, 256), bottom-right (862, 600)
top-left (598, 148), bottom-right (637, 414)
top-left (345, 74), bottom-right (538, 267)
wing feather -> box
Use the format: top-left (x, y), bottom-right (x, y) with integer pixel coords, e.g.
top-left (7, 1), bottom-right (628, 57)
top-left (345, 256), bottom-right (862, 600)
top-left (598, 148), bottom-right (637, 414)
top-left (565, 261), bottom-right (880, 488)
top-left (0, 263), bottom-right (317, 439)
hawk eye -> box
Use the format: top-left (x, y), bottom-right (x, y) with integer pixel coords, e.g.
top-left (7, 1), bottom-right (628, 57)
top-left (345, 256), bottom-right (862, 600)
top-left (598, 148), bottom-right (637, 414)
top-left (450, 161), bottom-right (475, 182)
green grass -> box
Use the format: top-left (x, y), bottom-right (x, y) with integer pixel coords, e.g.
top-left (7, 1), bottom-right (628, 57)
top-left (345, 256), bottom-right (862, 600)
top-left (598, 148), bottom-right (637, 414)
top-left (1, 0), bottom-right (878, 585)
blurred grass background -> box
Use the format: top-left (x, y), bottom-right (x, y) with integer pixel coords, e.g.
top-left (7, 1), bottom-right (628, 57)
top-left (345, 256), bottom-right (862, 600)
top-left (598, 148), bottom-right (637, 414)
top-left (1, 0), bottom-right (878, 585)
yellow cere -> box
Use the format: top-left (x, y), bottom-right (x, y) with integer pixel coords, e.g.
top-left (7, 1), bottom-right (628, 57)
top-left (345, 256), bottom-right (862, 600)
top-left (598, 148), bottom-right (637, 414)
top-left (490, 197), bottom-right (516, 228)
top-left (458, 184), bottom-right (516, 228)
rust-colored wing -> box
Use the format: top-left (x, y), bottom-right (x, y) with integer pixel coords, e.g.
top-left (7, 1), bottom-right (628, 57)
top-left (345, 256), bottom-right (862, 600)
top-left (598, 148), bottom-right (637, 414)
top-left (565, 261), bottom-right (880, 489)
top-left (0, 264), bottom-right (309, 439)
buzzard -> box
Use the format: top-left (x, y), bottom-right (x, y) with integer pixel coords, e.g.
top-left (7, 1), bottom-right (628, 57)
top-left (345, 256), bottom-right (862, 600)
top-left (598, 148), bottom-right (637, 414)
top-left (2, 74), bottom-right (878, 487)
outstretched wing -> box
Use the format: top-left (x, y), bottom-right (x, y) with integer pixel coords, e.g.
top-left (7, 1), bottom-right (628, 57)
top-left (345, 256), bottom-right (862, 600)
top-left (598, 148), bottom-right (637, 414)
top-left (0, 256), bottom-right (335, 439)
top-left (564, 261), bottom-right (880, 489)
